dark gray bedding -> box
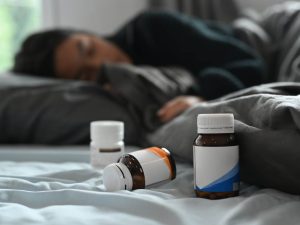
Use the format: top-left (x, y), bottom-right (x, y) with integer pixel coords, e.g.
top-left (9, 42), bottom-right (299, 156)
top-left (0, 64), bottom-right (194, 145)
top-left (0, 74), bottom-right (140, 144)
top-left (2, 68), bottom-right (299, 195)
top-left (147, 82), bottom-right (300, 195)
top-left (234, 1), bottom-right (300, 83)
top-left (101, 64), bottom-right (195, 131)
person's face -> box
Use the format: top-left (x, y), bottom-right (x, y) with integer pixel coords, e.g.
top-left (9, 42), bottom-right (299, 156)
top-left (55, 33), bottom-right (132, 81)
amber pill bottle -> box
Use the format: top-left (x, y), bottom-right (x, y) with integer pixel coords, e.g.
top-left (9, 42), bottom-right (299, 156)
top-left (193, 114), bottom-right (239, 199)
top-left (103, 147), bottom-right (176, 191)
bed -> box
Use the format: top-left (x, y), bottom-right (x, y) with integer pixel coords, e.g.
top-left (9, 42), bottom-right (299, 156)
top-left (0, 145), bottom-right (299, 225)
top-left (1, 2), bottom-right (300, 224)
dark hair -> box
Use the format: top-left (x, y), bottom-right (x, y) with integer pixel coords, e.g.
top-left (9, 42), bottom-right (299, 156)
top-left (12, 29), bottom-right (77, 77)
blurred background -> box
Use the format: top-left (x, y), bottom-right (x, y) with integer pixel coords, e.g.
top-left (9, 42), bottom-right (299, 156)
top-left (0, 0), bottom-right (291, 73)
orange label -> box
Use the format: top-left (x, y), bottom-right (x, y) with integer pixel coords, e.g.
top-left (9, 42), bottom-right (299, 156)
top-left (147, 147), bottom-right (173, 177)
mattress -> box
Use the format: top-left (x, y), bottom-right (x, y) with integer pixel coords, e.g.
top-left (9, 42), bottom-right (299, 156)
top-left (0, 145), bottom-right (299, 225)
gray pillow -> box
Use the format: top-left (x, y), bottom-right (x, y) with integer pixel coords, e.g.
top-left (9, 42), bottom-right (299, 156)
top-left (0, 72), bottom-right (141, 145)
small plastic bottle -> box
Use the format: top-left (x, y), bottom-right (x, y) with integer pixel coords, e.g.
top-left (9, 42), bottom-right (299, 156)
top-left (90, 121), bottom-right (124, 168)
top-left (103, 147), bottom-right (176, 191)
top-left (193, 114), bottom-right (239, 199)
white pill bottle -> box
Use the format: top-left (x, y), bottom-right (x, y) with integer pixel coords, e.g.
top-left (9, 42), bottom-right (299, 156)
top-left (90, 121), bottom-right (125, 168)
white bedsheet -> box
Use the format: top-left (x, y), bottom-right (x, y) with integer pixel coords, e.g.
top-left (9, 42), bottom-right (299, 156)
top-left (0, 146), bottom-right (299, 225)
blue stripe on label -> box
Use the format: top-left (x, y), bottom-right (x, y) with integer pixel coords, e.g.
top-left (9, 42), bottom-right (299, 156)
top-left (195, 164), bottom-right (239, 192)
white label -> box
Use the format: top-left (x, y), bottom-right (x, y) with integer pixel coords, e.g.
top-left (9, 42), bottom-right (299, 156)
top-left (131, 149), bottom-right (170, 186)
top-left (90, 144), bottom-right (124, 168)
top-left (193, 145), bottom-right (239, 192)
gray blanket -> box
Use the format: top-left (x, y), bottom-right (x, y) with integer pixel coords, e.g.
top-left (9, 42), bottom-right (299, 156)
top-left (101, 64), bottom-right (195, 131)
top-left (233, 1), bottom-right (300, 82)
top-left (0, 65), bottom-right (194, 145)
top-left (1, 68), bottom-right (299, 195)
top-left (148, 82), bottom-right (300, 195)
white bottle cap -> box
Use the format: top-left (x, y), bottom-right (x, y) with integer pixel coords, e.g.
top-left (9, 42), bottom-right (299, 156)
top-left (197, 114), bottom-right (234, 134)
top-left (103, 163), bottom-right (133, 191)
top-left (90, 121), bottom-right (124, 144)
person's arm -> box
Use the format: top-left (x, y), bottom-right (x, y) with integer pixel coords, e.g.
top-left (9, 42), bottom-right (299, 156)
top-left (157, 95), bottom-right (204, 123)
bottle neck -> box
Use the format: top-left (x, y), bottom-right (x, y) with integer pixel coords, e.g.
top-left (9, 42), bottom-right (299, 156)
top-left (115, 163), bottom-right (133, 190)
top-left (197, 127), bottom-right (234, 134)
top-left (118, 154), bottom-right (145, 190)
top-left (91, 140), bottom-right (124, 148)
top-left (197, 132), bottom-right (234, 135)
top-left (195, 133), bottom-right (237, 146)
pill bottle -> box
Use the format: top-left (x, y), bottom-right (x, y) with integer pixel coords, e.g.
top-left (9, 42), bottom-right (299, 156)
top-left (90, 121), bottom-right (124, 168)
top-left (103, 147), bottom-right (176, 191)
top-left (193, 114), bottom-right (239, 199)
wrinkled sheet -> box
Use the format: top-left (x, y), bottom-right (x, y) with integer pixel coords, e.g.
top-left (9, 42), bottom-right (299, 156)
top-left (0, 146), bottom-right (299, 225)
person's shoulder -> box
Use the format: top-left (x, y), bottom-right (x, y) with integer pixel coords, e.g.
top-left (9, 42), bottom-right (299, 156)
top-left (134, 10), bottom-right (180, 23)
top-left (132, 10), bottom-right (183, 28)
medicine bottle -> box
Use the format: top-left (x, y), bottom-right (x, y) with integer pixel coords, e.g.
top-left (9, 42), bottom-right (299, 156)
top-left (193, 114), bottom-right (239, 199)
top-left (90, 121), bottom-right (124, 168)
top-left (103, 147), bottom-right (176, 191)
